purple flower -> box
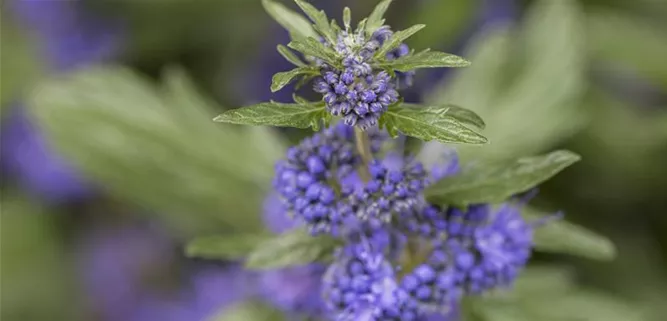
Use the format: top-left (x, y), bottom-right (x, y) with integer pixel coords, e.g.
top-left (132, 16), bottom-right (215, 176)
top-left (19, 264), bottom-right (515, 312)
top-left (0, 106), bottom-right (92, 203)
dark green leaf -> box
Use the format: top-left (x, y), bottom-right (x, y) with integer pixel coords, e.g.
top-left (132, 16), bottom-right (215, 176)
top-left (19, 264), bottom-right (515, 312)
top-left (214, 101), bottom-right (329, 130)
top-left (294, 0), bottom-right (336, 44)
top-left (402, 103), bottom-right (485, 129)
top-left (245, 229), bottom-right (340, 269)
top-left (376, 24), bottom-right (426, 58)
top-left (186, 234), bottom-right (271, 261)
top-left (27, 66), bottom-right (273, 234)
top-left (262, 0), bottom-right (317, 41)
top-left (425, 150), bottom-right (581, 207)
top-left (380, 105), bottom-right (488, 145)
top-left (524, 208), bottom-right (617, 261)
top-left (366, 0), bottom-right (392, 37)
top-left (271, 67), bottom-right (319, 92)
top-left (288, 38), bottom-right (339, 67)
top-left (377, 50), bottom-right (471, 71)
top-left (277, 45), bottom-right (306, 67)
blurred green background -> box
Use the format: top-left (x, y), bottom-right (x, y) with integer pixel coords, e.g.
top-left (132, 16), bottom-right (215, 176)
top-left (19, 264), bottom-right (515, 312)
top-left (1, 0), bottom-right (666, 320)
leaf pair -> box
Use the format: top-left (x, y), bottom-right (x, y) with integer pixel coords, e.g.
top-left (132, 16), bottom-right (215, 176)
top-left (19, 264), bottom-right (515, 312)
top-left (187, 229), bottom-right (340, 270)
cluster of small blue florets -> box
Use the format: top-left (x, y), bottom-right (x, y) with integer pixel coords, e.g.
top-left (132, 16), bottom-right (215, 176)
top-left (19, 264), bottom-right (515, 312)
top-left (271, 128), bottom-right (540, 320)
top-left (312, 26), bottom-right (413, 130)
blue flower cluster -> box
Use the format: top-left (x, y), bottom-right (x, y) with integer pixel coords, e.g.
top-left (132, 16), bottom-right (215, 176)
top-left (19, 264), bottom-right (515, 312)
top-left (268, 127), bottom-right (542, 321)
top-left (311, 25), bottom-right (415, 130)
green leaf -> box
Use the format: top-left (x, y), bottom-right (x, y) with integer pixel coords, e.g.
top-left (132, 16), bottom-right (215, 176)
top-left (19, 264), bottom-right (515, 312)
top-left (271, 67), bottom-right (319, 92)
top-left (524, 208), bottom-right (617, 261)
top-left (186, 234), bottom-right (271, 261)
top-left (343, 7), bottom-right (352, 30)
top-left (277, 45), bottom-right (306, 67)
top-left (27, 66), bottom-right (274, 234)
top-left (425, 150), bottom-right (581, 207)
top-left (376, 24), bottom-right (426, 58)
top-left (214, 101), bottom-right (329, 130)
top-left (376, 50), bottom-right (471, 71)
top-left (288, 37), bottom-right (339, 66)
top-left (366, 0), bottom-right (393, 37)
top-left (402, 103), bottom-right (485, 129)
top-left (294, 0), bottom-right (336, 44)
top-left (208, 301), bottom-right (286, 321)
top-left (1, 18), bottom-right (45, 109)
top-left (261, 0), bottom-right (317, 41)
top-left (245, 229), bottom-right (340, 270)
top-left (380, 105), bottom-right (488, 145)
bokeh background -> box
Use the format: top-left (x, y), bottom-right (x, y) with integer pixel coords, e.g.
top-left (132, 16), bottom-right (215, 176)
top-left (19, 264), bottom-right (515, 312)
top-left (1, 0), bottom-right (666, 320)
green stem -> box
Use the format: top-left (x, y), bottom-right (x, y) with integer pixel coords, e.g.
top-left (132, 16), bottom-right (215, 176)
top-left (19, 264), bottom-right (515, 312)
top-left (354, 127), bottom-right (372, 182)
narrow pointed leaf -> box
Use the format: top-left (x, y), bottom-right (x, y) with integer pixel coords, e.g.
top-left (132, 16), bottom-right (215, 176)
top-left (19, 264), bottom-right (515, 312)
top-left (366, 0), bottom-right (393, 37)
top-left (186, 234), bottom-right (272, 260)
top-left (524, 209), bottom-right (617, 261)
top-left (377, 50), bottom-right (471, 71)
top-left (214, 101), bottom-right (329, 130)
top-left (381, 105), bottom-right (488, 145)
top-left (262, 0), bottom-right (317, 41)
top-left (343, 7), bottom-right (352, 30)
top-left (425, 150), bottom-right (581, 207)
top-left (402, 103), bottom-right (485, 129)
top-left (271, 67), bottom-right (319, 92)
top-left (245, 229), bottom-right (340, 269)
top-left (277, 45), bottom-right (306, 67)
top-left (294, 0), bottom-right (336, 44)
top-left (288, 38), bottom-right (339, 66)
top-left (376, 24), bottom-right (426, 58)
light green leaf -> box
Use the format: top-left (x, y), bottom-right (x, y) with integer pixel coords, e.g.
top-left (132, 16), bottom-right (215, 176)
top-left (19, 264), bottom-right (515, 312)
top-left (262, 0), bottom-right (318, 41)
top-left (288, 37), bottom-right (339, 66)
top-left (186, 234), bottom-right (271, 261)
top-left (376, 24), bottom-right (426, 58)
top-left (271, 67), bottom-right (319, 92)
top-left (425, 150), bottom-right (581, 207)
top-left (208, 301), bottom-right (286, 321)
top-left (343, 7), bottom-right (352, 30)
top-left (402, 103), bottom-right (485, 129)
top-left (294, 0), bottom-right (336, 44)
top-left (365, 0), bottom-right (393, 37)
top-left (524, 208), bottom-right (617, 261)
top-left (377, 50), bottom-right (471, 71)
top-left (277, 45), bottom-right (306, 67)
top-left (380, 105), bottom-right (488, 145)
top-left (214, 101), bottom-right (329, 130)
top-left (245, 229), bottom-right (340, 270)
top-left (27, 66), bottom-right (274, 234)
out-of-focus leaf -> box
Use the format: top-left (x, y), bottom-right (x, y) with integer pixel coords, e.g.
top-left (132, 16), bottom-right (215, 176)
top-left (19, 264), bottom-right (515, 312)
top-left (524, 208), bottom-right (617, 261)
top-left (375, 24), bottom-right (426, 58)
top-left (381, 105), bottom-right (488, 145)
top-left (186, 234), bottom-right (271, 261)
top-left (245, 229), bottom-right (340, 270)
top-left (405, 0), bottom-right (477, 50)
top-left (271, 67), bottom-right (319, 92)
top-left (588, 9), bottom-right (667, 89)
top-left (294, 0), bottom-right (335, 44)
top-left (28, 66), bottom-right (279, 234)
top-left (0, 18), bottom-right (45, 109)
top-left (208, 301), bottom-right (285, 321)
top-left (288, 37), bottom-right (339, 66)
top-left (376, 50), bottom-right (471, 71)
top-left (425, 151), bottom-right (580, 207)
top-left (402, 103), bottom-right (485, 129)
top-left (365, 0), bottom-right (393, 37)
top-left (262, 0), bottom-right (317, 41)
top-left (0, 192), bottom-right (82, 320)
top-left (277, 44), bottom-right (306, 67)
top-left (214, 101), bottom-right (330, 131)
top-left (425, 0), bottom-right (587, 162)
